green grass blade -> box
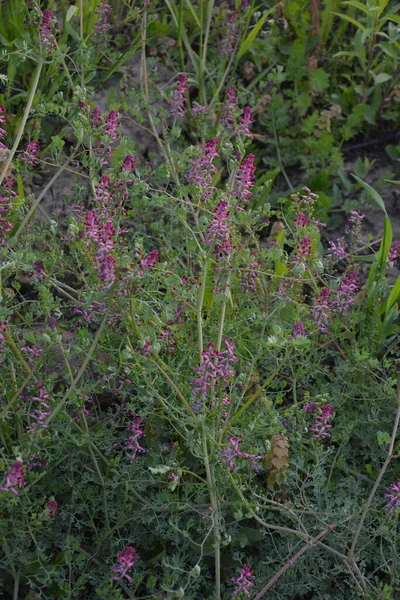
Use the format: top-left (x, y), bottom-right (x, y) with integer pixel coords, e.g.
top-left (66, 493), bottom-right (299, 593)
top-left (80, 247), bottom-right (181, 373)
top-left (332, 12), bottom-right (366, 31)
top-left (237, 6), bottom-right (276, 59)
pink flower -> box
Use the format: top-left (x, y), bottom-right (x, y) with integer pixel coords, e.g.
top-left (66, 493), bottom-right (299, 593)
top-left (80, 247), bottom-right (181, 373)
top-left (388, 241), bottom-right (400, 266)
top-left (140, 250), bottom-right (159, 271)
top-left (237, 107), bottom-right (253, 138)
top-left (121, 155), bottom-right (135, 172)
top-left (328, 238), bottom-right (347, 259)
top-left (0, 105), bottom-right (7, 140)
top-left (300, 186), bottom-right (319, 204)
top-left (205, 200), bottom-right (230, 245)
top-left (232, 565), bottom-right (256, 597)
top-left (291, 236), bottom-right (312, 268)
top-left (188, 138), bottom-right (219, 199)
top-left (221, 86), bottom-right (238, 130)
top-left (303, 401), bottom-right (318, 413)
top-left (94, 2), bottom-right (112, 37)
top-left (45, 499), bottom-right (58, 519)
top-left (347, 210), bottom-right (364, 239)
top-left (291, 321), bottom-right (306, 338)
top-left (332, 270), bottom-right (358, 312)
top-left (233, 154), bottom-right (256, 208)
top-left (91, 108), bottom-right (102, 128)
top-left (142, 341), bottom-right (152, 355)
top-left (0, 461), bottom-right (27, 496)
top-left (39, 9), bottom-right (56, 49)
top-left (220, 435), bottom-right (263, 472)
top-left (311, 288), bottom-right (331, 333)
top-left (191, 101), bottom-right (206, 117)
top-left (311, 404), bottom-right (334, 439)
top-left (192, 338), bottom-right (238, 401)
top-left (20, 141), bottom-right (40, 168)
top-left (111, 546), bottom-right (138, 582)
top-left (385, 479), bottom-right (400, 514)
top-left (28, 382), bottom-right (52, 432)
top-left (221, 10), bottom-right (239, 55)
top-left (171, 74), bottom-right (188, 118)
top-left (240, 261), bottom-right (260, 293)
top-left (125, 417), bottom-right (145, 462)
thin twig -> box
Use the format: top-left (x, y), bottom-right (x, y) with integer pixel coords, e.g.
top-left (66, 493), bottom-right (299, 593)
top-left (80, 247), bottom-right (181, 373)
top-left (253, 524), bottom-right (336, 599)
top-left (349, 380), bottom-right (400, 561)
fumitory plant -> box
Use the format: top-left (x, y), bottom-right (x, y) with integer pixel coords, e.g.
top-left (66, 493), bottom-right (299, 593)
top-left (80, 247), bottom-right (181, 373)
top-left (0, 2), bottom-right (400, 600)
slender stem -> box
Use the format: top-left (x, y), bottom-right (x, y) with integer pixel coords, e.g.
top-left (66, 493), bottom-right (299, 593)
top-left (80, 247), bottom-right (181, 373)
top-left (81, 411), bottom-right (110, 531)
top-left (12, 573), bottom-right (20, 600)
top-left (349, 382), bottom-right (400, 561)
top-left (4, 331), bottom-right (31, 375)
top-left (197, 259), bottom-right (209, 358)
top-left (0, 60), bottom-right (44, 186)
top-left (200, 0), bottom-right (215, 104)
top-left (11, 141), bottom-right (81, 244)
top-left (46, 314), bottom-right (108, 426)
top-left (202, 426), bottom-right (221, 600)
top-left (147, 356), bottom-right (194, 416)
top-left (253, 525), bottom-right (335, 599)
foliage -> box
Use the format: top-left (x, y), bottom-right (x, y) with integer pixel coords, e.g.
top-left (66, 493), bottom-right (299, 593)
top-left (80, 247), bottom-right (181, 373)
top-left (0, 2), bottom-right (399, 600)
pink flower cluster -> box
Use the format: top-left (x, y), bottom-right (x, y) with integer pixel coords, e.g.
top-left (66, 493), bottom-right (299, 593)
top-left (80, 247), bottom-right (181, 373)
top-left (310, 288), bottom-right (331, 333)
top-left (20, 141), bottom-right (40, 168)
top-left (389, 241), bottom-right (400, 266)
top-left (291, 236), bottom-right (312, 269)
top-left (94, 2), bottom-right (112, 37)
top-left (237, 107), bottom-right (254, 138)
top-left (234, 154), bottom-right (256, 208)
top-left (125, 417), bottom-right (145, 462)
top-left (95, 110), bottom-right (120, 166)
top-left (111, 546), bottom-right (138, 582)
top-left (188, 138), bottom-right (219, 200)
top-left (0, 461), bottom-right (26, 496)
top-left (232, 565), bottom-right (256, 597)
top-left (28, 382), bottom-right (52, 432)
top-left (240, 260), bottom-right (260, 293)
top-left (327, 238), bottom-right (347, 259)
top-left (221, 10), bottom-right (239, 55)
top-left (84, 175), bottom-right (118, 286)
top-left (171, 74), bottom-right (188, 118)
top-left (221, 86), bottom-right (238, 130)
top-left (220, 435), bottom-right (263, 472)
top-left (310, 403), bottom-right (335, 439)
top-left (45, 499), bottom-right (58, 519)
top-left (39, 9), bottom-right (56, 49)
top-left (0, 104), bottom-right (7, 146)
top-left (332, 270), bottom-right (358, 312)
top-left (385, 479), bottom-right (400, 514)
top-left (192, 338), bottom-right (238, 401)
top-left (0, 107), bottom-right (14, 245)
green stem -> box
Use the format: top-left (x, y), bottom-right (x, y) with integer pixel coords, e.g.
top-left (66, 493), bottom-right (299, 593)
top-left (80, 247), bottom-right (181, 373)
top-left (197, 258), bottom-right (209, 358)
top-left (46, 314), bottom-right (108, 426)
top-left (349, 382), bottom-right (400, 561)
top-left (11, 141), bottom-right (81, 244)
top-left (4, 331), bottom-right (31, 375)
top-left (81, 411), bottom-right (110, 531)
top-left (202, 426), bottom-right (221, 600)
top-left (0, 60), bottom-right (44, 187)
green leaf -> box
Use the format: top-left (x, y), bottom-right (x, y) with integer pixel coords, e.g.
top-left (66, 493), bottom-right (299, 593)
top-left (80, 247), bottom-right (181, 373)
top-left (238, 6), bottom-right (276, 59)
top-left (341, 1), bottom-right (372, 17)
top-left (377, 430), bottom-right (392, 447)
top-left (65, 5), bottom-right (78, 23)
top-left (310, 68), bottom-right (330, 93)
top-left (385, 275), bottom-right (400, 317)
top-left (352, 174), bottom-right (387, 212)
top-left (353, 175), bottom-right (393, 287)
top-left (372, 72), bottom-right (392, 84)
top-left (332, 12), bottom-right (366, 31)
